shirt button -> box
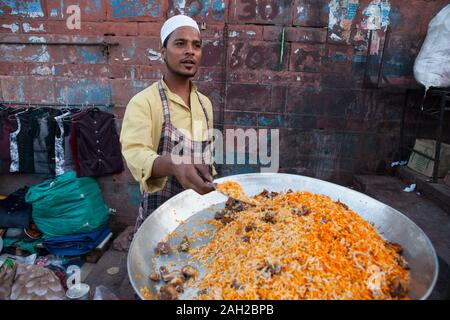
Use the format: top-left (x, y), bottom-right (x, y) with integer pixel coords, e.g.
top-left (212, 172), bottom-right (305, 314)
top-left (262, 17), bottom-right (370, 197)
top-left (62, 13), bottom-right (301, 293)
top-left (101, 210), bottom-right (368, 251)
top-left (96, 140), bottom-right (99, 144)
top-left (94, 121), bottom-right (97, 124)
top-left (97, 149), bottom-right (101, 153)
top-left (95, 130), bottom-right (99, 134)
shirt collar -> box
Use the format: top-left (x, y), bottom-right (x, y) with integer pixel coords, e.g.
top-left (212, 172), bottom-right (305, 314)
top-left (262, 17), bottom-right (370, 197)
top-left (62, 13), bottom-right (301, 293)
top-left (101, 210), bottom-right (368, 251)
top-left (161, 78), bottom-right (197, 109)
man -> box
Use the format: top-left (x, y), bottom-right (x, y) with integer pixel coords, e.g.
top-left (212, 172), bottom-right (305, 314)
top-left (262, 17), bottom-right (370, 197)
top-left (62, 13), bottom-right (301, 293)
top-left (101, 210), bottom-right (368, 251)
top-left (120, 15), bottom-right (215, 232)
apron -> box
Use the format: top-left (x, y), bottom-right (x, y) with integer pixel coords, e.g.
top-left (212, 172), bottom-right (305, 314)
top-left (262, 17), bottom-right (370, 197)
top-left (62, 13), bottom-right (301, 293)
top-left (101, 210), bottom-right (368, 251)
top-left (134, 80), bottom-right (213, 233)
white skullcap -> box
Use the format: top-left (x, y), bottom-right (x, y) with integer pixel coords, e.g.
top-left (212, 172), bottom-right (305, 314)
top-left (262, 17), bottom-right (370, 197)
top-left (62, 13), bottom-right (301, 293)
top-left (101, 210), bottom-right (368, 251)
top-left (160, 15), bottom-right (200, 45)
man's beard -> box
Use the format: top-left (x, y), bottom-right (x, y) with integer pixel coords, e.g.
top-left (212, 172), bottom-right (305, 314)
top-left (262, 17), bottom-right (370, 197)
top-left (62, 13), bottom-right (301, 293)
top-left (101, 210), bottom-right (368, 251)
top-left (166, 59), bottom-right (197, 78)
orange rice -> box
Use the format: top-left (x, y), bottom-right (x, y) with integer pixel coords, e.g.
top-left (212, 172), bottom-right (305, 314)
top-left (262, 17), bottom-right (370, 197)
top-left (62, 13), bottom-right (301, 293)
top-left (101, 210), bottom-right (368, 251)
top-left (187, 189), bottom-right (410, 300)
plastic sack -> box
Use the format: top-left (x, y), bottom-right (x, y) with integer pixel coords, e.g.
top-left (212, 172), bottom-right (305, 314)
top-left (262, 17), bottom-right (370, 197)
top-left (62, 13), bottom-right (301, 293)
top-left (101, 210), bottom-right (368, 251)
top-left (25, 171), bottom-right (109, 238)
top-left (414, 4), bottom-right (450, 89)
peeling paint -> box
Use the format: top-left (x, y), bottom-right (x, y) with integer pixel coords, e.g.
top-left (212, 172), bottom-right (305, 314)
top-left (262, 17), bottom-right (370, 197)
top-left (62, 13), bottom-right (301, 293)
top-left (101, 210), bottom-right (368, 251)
top-left (30, 46), bottom-right (50, 63)
top-left (23, 23), bottom-right (45, 33)
top-left (1, 23), bottom-right (19, 33)
top-left (246, 31), bottom-right (256, 36)
top-left (28, 36), bottom-right (46, 43)
top-left (147, 49), bottom-right (162, 62)
top-left (0, 0), bottom-right (44, 18)
top-left (361, 0), bottom-right (391, 31)
top-left (31, 66), bottom-right (55, 76)
top-left (229, 31), bottom-right (238, 37)
top-left (328, 0), bottom-right (359, 43)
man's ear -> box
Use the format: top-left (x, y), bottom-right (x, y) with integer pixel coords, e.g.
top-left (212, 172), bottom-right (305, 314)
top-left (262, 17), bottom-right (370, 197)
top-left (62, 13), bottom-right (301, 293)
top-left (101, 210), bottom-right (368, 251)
top-left (161, 46), bottom-right (167, 62)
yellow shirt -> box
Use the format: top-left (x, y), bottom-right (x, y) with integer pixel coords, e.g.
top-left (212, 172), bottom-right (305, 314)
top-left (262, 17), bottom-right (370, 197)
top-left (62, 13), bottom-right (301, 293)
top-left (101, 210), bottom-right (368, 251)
top-left (120, 80), bottom-right (214, 193)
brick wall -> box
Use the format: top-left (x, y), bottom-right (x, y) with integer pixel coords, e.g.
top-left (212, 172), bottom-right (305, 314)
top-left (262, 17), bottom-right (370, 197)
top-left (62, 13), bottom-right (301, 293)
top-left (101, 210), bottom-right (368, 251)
top-left (1, 0), bottom-right (449, 229)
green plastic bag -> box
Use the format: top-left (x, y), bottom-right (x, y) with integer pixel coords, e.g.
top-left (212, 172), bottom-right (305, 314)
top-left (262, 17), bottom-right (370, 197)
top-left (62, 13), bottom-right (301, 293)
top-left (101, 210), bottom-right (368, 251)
top-left (25, 171), bottom-right (109, 238)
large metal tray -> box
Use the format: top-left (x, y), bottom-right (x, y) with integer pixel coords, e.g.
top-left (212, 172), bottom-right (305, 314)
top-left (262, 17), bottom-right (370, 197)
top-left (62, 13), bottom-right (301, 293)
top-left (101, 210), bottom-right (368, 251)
top-left (128, 173), bottom-right (439, 300)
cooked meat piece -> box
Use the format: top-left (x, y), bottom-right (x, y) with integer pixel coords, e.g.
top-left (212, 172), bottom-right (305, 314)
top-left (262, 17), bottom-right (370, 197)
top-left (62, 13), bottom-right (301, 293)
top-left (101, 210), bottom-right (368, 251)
top-left (257, 190), bottom-right (279, 198)
top-left (159, 284), bottom-right (178, 300)
top-left (225, 198), bottom-right (246, 212)
top-left (258, 189), bottom-right (270, 198)
top-left (231, 279), bottom-right (243, 290)
top-left (162, 271), bottom-right (184, 283)
top-left (335, 200), bottom-right (349, 210)
top-left (268, 261), bottom-right (282, 275)
top-left (394, 255), bottom-right (410, 270)
top-left (169, 276), bottom-right (185, 292)
top-left (155, 241), bottom-right (172, 255)
top-left (389, 277), bottom-right (408, 298)
top-left (262, 211), bottom-right (276, 224)
top-left (270, 191), bottom-right (279, 197)
top-left (159, 265), bottom-right (169, 276)
top-left (178, 235), bottom-right (190, 252)
top-left (291, 205), bottom-right (310, 216)
top-left (242, 236), bottom-right (250, 243)
top-left (245, 223), bottom-right (257, 232)
top-left (181, 265), bottom-right (198, 278)
top-left (385, 241), bottom-right (403, 254)
top-left (197, 288), bottom-right (208, 296)
top-left (149, 272), bottom-right (161, 282)
top-left (286, 189), bottom-right (294, 193)
top-left (214, 211), bottom-right (236, 225)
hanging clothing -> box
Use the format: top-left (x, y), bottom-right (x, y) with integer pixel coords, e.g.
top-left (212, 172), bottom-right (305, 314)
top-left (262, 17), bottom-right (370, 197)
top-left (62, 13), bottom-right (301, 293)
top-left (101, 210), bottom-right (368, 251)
top-left (32, 109), bottom-right (61, 175)
top-left (54, 112), bottom-right (71, 176)
top-left (0, 109), bottom-right (14, 173)
top-left (133, 80), bottom-right (214, 233)
top-left (17, 110), bottom-right (38, 174)
top-left (72, 109), bottom-right (123, 177)
top-left (9, 111), bottom-right (23, 173)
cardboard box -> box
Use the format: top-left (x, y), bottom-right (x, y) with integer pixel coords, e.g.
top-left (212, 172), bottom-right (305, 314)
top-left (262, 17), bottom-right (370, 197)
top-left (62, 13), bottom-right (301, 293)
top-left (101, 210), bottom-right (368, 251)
top-left (408, 139), bottom-right (450, 177)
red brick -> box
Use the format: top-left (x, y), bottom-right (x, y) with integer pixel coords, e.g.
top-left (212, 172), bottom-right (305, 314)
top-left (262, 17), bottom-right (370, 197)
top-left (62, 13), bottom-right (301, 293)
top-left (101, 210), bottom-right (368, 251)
top-left (0, 20), bottom-right (21, 34)
top-left (286, 87), bottom-right (324, 115)
top-left (263, 26), bottom-right (327, 43)
top-left (195, 81), bottom-right (224, 113)
top-left (168, 0), bottom-right (228, 22)
top-left (136, 65), bottom-right (164, 80)
top-left (228, 41), bottom-right (290, 72)
top-left (230, 0), bottom-right (292, 25)
top-left (53, 64), bottom-right (111, 78)
top-left (47, 0), bottom-right (106, 21)
top-left (0, 76), bottom-right (56, 103)
top-left (111, 79), bottom-right (152, 106)
top-left (138, 22), bottom-right (163, 36)
top-left (289, 43), bottom-right (325, 73)
top-left (195, 67), bottom-right (223, 83)
top-left (322, 44), bottom-right (354, 74)
top-left (293, 0), bottom-right (328, 27)
top-left (228, 25), bottom-right (263, 41)
top-left (107, 0), bottom-right (164, 21)
top-left (226, 83), bottom-right (270, 112)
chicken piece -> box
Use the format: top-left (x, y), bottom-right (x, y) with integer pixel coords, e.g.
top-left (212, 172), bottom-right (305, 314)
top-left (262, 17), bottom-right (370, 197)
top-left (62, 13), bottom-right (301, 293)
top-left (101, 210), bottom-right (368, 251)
top-left (149, 272), bottom-right (161, 282)
top-left (244, 223), bottom-right (257, 232)
top-left (159, 284), bottom-right (178, 300)
top-left (335, 200), bottom-right (349, 210)
top-left (181, 265), bottom-right (198, 278)
top-left (262, 211), bottom-right (276, 224)
top-left (291, 205), bottom-right (310, 216)
top-left (268, 261), bottom-right (282, 275)
top-left (389, 277), bottom-right (409, 298)
top-left (155, 241), bottom-right (172, 255)
top-left (162, 271), bottom-right (184, 283)
top-left (168, 277), bottom-right (185, 293)
top-left (178, 235), bottom-right (190, 252)
top-left (231, 279), bottom-right (243, 290)
top-left (385, 241), bottom-right (403, 254)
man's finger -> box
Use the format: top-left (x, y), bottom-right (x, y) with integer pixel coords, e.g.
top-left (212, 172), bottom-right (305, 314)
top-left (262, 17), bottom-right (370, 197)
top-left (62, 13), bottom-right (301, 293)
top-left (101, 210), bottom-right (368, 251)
top-left (194, 164), bottom-right (213, 183)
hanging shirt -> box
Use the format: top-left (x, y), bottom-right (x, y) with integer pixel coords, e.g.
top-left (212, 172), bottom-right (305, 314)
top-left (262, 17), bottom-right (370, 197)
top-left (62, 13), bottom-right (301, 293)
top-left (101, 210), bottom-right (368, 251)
top-left (120, 80), bottom-right (214, 193)
top-left (0, 109), bottom-right (14, 173)
top-left (72, 109), bottom-right (123, 177)
top-left (54, 112), bottom-right (71, 176)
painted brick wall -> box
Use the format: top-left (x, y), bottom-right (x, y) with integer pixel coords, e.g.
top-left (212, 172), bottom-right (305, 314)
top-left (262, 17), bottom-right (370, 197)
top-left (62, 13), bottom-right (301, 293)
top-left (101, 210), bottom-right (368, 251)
top-left (1, 0), bottom-right (449, 230)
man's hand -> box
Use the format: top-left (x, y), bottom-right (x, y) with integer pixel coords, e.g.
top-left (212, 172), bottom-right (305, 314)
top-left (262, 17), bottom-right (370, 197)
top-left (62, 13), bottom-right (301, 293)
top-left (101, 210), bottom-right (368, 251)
top-left (152, 154), bottom-right (214, 195)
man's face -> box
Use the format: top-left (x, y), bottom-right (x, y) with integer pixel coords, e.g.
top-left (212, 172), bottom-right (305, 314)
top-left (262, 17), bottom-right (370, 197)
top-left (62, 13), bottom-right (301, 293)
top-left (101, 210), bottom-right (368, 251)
top-left (162, 26), bottom-right (202, 78)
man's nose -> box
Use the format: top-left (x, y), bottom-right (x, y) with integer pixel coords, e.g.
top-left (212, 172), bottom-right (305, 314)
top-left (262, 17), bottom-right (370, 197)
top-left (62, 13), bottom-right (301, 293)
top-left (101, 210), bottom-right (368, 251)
top-left (185, 43), bottom-right (195, 55)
